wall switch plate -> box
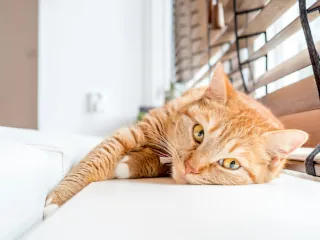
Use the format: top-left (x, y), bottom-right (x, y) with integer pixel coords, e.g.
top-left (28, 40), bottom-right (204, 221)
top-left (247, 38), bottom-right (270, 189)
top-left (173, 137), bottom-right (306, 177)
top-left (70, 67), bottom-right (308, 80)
top-left (87, 92), bottom-right (105, 113)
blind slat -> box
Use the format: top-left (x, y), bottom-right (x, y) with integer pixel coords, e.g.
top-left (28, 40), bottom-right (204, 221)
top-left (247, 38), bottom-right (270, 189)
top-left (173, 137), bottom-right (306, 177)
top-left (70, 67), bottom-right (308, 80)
top-left (251, 41), bottom-right (320, 91)
top-left (247, 5), bottom-right (319, 63)
top-left (259, 76), bottom-right (320, 116)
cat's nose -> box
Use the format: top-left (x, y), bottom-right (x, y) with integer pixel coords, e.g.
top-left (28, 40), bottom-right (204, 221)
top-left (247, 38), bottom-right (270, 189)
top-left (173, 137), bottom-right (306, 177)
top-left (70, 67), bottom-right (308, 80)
top-left (185, 159), bottom-right (199, 174)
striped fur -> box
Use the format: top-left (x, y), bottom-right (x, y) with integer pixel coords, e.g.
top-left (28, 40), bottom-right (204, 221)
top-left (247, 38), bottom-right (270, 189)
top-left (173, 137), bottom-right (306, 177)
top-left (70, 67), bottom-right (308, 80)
top-left (46, 63), bottom-right (308, 207)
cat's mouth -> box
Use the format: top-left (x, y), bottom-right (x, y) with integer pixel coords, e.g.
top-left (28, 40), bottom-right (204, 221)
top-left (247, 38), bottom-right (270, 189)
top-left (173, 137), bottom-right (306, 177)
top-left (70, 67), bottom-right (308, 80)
top-left (151, 147), bottom-right (192, 184)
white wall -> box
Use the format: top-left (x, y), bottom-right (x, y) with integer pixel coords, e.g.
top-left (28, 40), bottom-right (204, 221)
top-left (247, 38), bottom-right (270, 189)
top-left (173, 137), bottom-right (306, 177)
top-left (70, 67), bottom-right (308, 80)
top-left (141, 0), bottom-right (173, 107)
top-left (39, 0), bottom-right (142, 136)
top-left (39, 0), bottom-right (173, 137)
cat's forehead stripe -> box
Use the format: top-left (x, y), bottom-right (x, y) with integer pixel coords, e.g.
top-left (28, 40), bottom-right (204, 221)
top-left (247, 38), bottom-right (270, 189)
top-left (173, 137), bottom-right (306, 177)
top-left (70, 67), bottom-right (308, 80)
top-left (180, 110), bottom-right (192, 120)
top-left (208, 124), bottom-right (220, 134)
top-left (228, 141), bottom-right (241, 153)
top-left (183, 109), bottom-right (194, 119)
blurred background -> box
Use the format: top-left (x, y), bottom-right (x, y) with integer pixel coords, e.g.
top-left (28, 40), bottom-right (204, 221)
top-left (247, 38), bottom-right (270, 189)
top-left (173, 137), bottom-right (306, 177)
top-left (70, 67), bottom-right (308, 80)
top-left (0, 0), bottom-right (319, 137)
top-left (1, 2), bottom-right (320, 239)
top-left (0, 0), bottom-right (173, 136)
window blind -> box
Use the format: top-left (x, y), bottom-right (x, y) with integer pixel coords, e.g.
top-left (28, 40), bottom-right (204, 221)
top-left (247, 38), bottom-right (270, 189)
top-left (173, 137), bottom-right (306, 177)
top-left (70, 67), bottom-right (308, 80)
top-left (174, 0), bottom-right (320, 148)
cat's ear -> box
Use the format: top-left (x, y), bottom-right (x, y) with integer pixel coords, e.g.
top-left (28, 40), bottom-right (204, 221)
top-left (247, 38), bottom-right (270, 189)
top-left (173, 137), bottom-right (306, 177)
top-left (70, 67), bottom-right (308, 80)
top-left (203, 62), bottom-right (235, 103)
top-left (262, 129), bottom-right (308, 157)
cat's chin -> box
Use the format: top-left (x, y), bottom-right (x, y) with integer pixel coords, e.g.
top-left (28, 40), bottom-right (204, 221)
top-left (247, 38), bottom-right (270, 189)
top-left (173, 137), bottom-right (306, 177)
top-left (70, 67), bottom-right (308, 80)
top-left (172, 166), bottom-right (189, 184)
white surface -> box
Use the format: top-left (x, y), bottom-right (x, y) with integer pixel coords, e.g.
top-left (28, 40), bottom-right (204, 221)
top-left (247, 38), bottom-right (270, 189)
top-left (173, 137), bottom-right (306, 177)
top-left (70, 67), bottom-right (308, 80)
top-left (0, 126), bottom-right (103, 239)
top-left (0, 126), bottom-right (102, 169)
top-left (25, 174), bottom-right (320, 240)
top-left (0, 141), bottom-right (51, 240)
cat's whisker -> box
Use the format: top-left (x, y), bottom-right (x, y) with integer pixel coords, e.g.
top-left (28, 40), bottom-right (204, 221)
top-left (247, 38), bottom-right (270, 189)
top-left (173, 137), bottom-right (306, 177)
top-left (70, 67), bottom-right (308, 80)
top-left (148, 130), bottom-right (173, 154)
top-left (152, 148), bottom-right (170, 157)
top-left (146, 123), bottom-right (183, 169)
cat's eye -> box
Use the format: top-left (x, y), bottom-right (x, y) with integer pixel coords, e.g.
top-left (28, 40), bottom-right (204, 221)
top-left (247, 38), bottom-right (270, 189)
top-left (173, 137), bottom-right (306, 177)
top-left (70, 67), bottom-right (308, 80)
top-left (193, 124), bottom-right (204, 143)
top-left (218, 158), bottom-right (241, 170)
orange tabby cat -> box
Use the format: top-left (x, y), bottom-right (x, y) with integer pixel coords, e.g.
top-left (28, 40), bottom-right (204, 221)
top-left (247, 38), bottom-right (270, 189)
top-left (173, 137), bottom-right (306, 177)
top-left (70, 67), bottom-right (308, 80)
top-left (44, 63), bottom-right (308, 217)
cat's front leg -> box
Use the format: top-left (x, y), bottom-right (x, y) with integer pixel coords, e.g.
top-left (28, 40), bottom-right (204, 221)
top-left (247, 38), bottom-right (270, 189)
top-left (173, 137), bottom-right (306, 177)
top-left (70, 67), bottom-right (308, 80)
top-left (43, 126), bottom-right (146, 218)
top-left (44, 147), bottom-right (170, 218)
top-left (114, 147), bottom-right (171, 179)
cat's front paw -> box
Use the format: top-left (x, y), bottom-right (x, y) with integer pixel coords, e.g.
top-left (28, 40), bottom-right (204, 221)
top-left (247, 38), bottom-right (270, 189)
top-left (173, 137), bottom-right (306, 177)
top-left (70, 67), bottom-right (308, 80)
top-left (43, 196), bottom-right (60, 219)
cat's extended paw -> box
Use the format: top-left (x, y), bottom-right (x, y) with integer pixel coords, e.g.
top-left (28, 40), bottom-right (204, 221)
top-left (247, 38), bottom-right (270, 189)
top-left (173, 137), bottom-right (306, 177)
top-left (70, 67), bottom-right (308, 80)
top-left (114, 155), bottom-right (130, 179)
top-left (43, 197), bottom-right (59, 220)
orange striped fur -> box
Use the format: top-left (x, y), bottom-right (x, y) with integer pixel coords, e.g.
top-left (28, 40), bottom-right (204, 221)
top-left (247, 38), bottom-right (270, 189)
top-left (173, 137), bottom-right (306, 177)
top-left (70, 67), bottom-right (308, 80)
top-left (46, 63), bottom-right (308, 207)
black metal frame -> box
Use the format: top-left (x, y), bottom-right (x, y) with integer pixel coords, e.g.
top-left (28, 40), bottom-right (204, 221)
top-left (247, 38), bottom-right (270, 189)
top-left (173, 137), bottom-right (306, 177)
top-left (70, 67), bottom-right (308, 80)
top-left (206, 0), bottom-right (212, 73)
top-left (305, 144), bottom-right (320, 176)
top-left (299, 0), bottom-right (320, 176)
top-left (299, 0), bottom-right (320, 97)
top-left (233, 0), bottom-right (267, 93)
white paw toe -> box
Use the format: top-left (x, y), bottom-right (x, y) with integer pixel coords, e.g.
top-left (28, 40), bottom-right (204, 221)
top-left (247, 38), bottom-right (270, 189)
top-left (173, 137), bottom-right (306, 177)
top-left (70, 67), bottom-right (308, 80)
top-left (43, 204), bottom-right (59, 219)
top-left (45, 197), bottom-right (53, 206)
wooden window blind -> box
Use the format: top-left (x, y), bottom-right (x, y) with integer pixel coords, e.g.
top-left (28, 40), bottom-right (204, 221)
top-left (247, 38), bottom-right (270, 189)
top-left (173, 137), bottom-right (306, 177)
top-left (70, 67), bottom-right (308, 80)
top-left (174, 0), bottom-right (320, 148)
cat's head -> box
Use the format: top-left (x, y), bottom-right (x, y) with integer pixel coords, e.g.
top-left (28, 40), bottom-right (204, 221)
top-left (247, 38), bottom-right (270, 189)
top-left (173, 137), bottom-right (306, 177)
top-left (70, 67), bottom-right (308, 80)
top-left (167, 63), bottom-right (308, 185)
